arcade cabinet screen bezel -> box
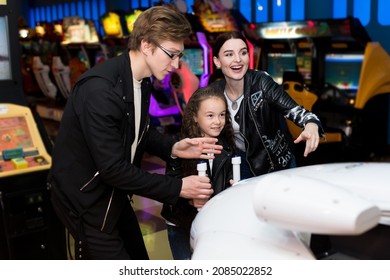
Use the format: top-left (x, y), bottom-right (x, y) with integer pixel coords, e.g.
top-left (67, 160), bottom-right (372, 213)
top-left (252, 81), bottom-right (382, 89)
top-left (325, 53), bottom-right (364, 90)
top-left (0, 115), bottom-right (34, 151)
top-left (181, 48), bottom-right (205, 76)
top-left (266, 53), bottom-right (297, 84)
top-left (0, 15), bottom-right (12, 81)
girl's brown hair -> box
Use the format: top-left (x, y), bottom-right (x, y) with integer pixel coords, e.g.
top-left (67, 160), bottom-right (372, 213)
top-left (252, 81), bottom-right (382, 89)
top-left (180, 86), bottom-right (236, 176)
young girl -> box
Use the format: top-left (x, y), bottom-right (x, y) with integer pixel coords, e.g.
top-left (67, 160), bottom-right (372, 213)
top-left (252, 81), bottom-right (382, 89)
top-left (161, 86), bottom-right (237, 260)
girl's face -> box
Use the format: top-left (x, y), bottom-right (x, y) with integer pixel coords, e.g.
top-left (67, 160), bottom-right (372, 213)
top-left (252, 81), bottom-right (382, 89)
top-left (194, 97), bottom-right (226, 138)
top-left (213, 38), bottom-right (249, 81)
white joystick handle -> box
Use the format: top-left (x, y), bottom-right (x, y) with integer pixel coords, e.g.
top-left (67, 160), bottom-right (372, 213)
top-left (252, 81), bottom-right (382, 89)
top-left (197, 161), bottom-right (207, 177)
top-left (232, 156), bottom-right (241, 183)
top-left (196, 161), bottom-right (208, 211)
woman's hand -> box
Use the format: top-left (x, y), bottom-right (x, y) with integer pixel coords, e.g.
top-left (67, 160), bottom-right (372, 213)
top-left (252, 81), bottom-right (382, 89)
top-left (294, 123), bottom-right (320, 157)
top-left (171, 137), bottom-right (223, 159)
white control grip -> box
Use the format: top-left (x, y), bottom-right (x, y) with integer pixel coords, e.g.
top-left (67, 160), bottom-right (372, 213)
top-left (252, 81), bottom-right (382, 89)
top-left (232, 156), bottom-right (241, 183)
top-left (197, 161), bottom-right (207, 177)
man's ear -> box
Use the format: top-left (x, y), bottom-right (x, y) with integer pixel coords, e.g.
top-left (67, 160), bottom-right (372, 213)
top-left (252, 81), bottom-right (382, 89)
top-left (141, 40), bottom-right (154, 56)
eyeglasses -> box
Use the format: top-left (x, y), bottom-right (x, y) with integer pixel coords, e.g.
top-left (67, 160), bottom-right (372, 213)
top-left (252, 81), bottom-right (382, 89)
top-left (157, 44), bottom-right (184, 60)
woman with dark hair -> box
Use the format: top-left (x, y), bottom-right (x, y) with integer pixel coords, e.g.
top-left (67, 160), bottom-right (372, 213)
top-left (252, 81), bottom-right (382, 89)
top-left (161, 86), bottom-right (237, 259)
top-left (210, 31), bottom-right (324, 179)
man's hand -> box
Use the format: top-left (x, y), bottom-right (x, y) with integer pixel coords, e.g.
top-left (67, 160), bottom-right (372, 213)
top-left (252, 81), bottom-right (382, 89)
top-left (294, 122), bottom-right (320, 157)
top-left (171, 137), bottom-right (223, 159)
top-left (191, 198), bottom-right (208, 209)
top-left (180, 175), bottom-right (213, 200)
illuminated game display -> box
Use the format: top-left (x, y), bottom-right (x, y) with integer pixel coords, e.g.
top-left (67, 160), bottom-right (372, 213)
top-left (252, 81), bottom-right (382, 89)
top-left (193, 0), bottom-right (238, 35)
top-left (181, 48), bottom-right (205, 76)
top-left (0, 116), bottom-right (33, 150)
top-left (0, 104), bottom-right (51, 177)
top-left (266, 53), bottom-right (296, 84)
top-left (244, 17), bottom-right (372, 89)
top-left (101, 12), bottom-right (123, 38)
top-left (0, 16), bottom-right (11, 81)
top-left (324, 54), bottom-right (364, 91)
top-left (124, 9), bottom-right (142, 34)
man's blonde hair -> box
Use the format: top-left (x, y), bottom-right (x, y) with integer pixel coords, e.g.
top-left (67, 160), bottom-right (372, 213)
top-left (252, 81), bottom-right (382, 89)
top-left (128, 6), bottom-right (192, 50)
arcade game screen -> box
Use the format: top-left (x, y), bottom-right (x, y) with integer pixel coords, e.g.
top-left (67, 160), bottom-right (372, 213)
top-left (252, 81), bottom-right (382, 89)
top-left (0, 116), bottom-right (33, 151)
top-left (0, 16), bottom-right (11, 80)
top-left (0, 104), bottom-right (51, 176)
top-left (325, 54), bottom-right (364, 90)
top-left (101, 12), bottom-right (123, 38)
top-left (266, 53), bottom-right (297, 84)
top-left (181, 48), bottom-right (204, 76)
top-left (124, 9), bottom-right (143, 34)
top-left (296, 53), bottom-right (312, 84)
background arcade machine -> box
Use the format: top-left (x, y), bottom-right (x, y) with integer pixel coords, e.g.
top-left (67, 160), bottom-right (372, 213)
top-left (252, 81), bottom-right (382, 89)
top-left (295, 17), bottom-right (390, 162)
top-left (314, 19), bottom-right (390, 161)
top-left (0, 1), bottom-right (66, 259)
top-left (243, 19), bottom-right (329, 90)
top-left (242, 18), bottom-right (387, 164)
top-left (0, 104), bottom-right (66, 259)
top-left (100, 10), bottom-right (134, 58)
top-left (182, 15), bottom-right (213, 88)
top-left (242, 19), bottom-right (343, 164)
top-left (35, 16), bottom-right (108, 123)
top-left (19, 20), bottom-right (63, 103)
top-left (61, 16), bottom-right (107, 88)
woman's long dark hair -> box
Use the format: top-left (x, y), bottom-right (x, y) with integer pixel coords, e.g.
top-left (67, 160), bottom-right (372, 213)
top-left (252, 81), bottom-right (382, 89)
top-left (180, 86), bottom-right (236, 176)
top-left (212, 31), bottom-right (249, 59)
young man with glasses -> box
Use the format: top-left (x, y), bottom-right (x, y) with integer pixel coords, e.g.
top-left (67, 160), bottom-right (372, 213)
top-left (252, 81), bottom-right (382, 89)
top-left (48, 6), bottom-right (222, 260)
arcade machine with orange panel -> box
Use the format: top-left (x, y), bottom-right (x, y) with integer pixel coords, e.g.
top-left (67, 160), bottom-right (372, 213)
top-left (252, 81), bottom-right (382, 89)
top-left (0, 1), bottom-right (66, 259)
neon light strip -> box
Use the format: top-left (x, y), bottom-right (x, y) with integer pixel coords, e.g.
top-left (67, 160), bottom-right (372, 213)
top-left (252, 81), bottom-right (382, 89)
top-left (196, 31), bottom-right (212, 87)
top-left (246, 39), bottom-right (255, 69)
